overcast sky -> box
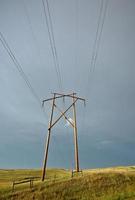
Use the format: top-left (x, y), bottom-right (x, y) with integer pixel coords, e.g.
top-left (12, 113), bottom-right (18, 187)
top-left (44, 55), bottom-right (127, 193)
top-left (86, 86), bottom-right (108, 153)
top-left (0, 0), bottom-right (135, 169)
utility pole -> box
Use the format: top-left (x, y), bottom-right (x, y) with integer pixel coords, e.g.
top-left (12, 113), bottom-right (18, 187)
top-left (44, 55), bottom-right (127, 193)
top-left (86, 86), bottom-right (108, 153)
top-left (42, 94), bottom-right (55, 181)
top-left (42, 92), bottom-right (85, 181)
top-left (73, 94), bottom-right (79, 172)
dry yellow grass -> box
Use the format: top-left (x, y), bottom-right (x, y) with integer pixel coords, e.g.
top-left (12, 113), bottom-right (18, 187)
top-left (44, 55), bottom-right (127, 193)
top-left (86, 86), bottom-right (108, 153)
top-left (0, 166), bottom-right (135, 200)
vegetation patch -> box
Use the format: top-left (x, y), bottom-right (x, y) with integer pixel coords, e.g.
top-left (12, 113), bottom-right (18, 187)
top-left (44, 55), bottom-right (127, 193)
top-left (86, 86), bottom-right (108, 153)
top-left (0, 167), bottom-right (135, 200)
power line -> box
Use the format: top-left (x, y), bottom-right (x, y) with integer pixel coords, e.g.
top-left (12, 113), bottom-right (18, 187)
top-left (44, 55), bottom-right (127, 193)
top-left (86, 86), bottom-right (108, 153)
top-left (22, 0), bottom-right (40, 54)
top-left (83, 0), bottom-right (104, 129)
top-left (45, 0), bottom-right (62, 83)
top-left (0, 31), bottom-right (48, 121)
top-left (86, 0), bottom-right (109, 95)
top-left (41, 0), bottom-right (63, 92)
top-left (93, 0), bottom-right (109, 72)
top-left (0, 32), bottom-right (40, 103)
top-left (22, 0), bottom-right (48, 84)
top-left (92, 0), bottom-right (109, 72)
top-left (83, 0), bottom-right (109, 131)
top-left (90, 0), bottom-right (104, 72)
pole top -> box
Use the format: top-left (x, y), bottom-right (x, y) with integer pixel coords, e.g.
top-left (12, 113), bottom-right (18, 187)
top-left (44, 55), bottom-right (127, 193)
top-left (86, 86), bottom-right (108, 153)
top-left (42, 92), bottom-right (86, 106)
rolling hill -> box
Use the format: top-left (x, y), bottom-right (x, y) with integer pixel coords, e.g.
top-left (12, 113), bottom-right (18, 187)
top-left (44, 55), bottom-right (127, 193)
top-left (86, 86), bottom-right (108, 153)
top-left (0, 166), bottom-right (135, 200)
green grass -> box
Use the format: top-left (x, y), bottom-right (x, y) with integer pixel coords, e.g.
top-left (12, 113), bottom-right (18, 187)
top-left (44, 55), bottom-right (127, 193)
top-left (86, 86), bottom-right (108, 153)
top-left (0, 166), bottom-right (135, 200)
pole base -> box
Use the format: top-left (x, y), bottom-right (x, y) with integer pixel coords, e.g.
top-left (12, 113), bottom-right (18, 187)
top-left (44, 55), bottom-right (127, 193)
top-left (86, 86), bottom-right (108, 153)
top-left (71, 170), bottom-right (83, 178)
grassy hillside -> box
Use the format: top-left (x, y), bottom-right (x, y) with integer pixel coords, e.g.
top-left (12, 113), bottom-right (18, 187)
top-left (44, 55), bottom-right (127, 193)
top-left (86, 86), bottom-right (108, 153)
top-left (0, 166), bottom-right (135, 200)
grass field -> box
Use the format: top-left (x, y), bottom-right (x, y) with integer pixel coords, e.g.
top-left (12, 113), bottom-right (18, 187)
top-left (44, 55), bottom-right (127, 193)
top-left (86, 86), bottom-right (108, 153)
top-left (0, 166), bottom-right (135, 200)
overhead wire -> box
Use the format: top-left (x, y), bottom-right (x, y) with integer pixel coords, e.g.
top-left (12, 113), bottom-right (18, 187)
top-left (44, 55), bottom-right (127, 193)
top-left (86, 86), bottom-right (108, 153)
top-left (83, 0), bottom-right (109, 137)
top-left (86, 0), bottom-right (109, 94)
top-left (90, 0), bottom-right (104, 72)
top-left (41, 0), bottom-right (63, 92)
top-left (0, 31), bottom-right (48, 121)
top-left (45, 0), bottom-right (63, 92)
top-left (22, 0), bottom-right (40, 57)
top-left (84, 0), bottom-right (106, 106)
top-left (91, 0), bottom-right (109, 72)
top-left (22, 0), bottom-right (60, 121)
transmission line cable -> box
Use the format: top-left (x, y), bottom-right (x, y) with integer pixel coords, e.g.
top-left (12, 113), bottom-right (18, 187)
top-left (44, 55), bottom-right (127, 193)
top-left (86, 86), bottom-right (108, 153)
top-left (86, 0), bottom-right (109, 93)
top-left (90, 0), bottom-right (104, 72)
top-left (0, 31), bottom-right (48, 121)
top-left (41, 0), bottom-right (63, 92)
top-left (22, 0), bottom-right (40, 56)
top-left (45, 0), bottom-right (63, 91)
top-left (91, 0), bottom-right (109, 72)
top-left (83, 0), bottom-right (109, 133)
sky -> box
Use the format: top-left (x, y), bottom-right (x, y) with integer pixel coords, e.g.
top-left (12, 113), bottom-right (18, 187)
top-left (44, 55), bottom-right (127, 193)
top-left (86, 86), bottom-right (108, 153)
top-left (0, 0), bottom-right (135, 169)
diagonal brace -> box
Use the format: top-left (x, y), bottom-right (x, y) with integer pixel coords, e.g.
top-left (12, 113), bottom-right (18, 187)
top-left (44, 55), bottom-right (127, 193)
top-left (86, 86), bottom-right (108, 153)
top-left (54, 103), bottom-right (74, 127)
top-left (49, 99), bottom-right (78, 130)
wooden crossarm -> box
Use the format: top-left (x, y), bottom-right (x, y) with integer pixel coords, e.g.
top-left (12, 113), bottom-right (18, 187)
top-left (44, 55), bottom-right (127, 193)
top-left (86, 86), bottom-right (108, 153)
top-left (42, 94), bottom-right (85, 105)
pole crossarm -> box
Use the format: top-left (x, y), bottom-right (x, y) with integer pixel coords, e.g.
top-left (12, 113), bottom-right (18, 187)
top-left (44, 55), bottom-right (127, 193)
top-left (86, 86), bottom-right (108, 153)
top-left (68, 95), bottom-right (85, 102)
top-left (52, 92), bottom-right (76, 96)
top-left (42, 93), bottom-right (85, 106)
top-left (49, 99), bottom-right (78, 130)
top-left (42, 94), bottom-right (67, 104)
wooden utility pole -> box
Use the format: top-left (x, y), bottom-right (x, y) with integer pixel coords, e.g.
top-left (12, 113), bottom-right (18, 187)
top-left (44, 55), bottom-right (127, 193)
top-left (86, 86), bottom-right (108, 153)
top-left (42, 93), bottom-right (85, 181)
top-left (73, 94), bottom-right (79, 172)
top-left (42, 94), bottom-right (55, 181)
